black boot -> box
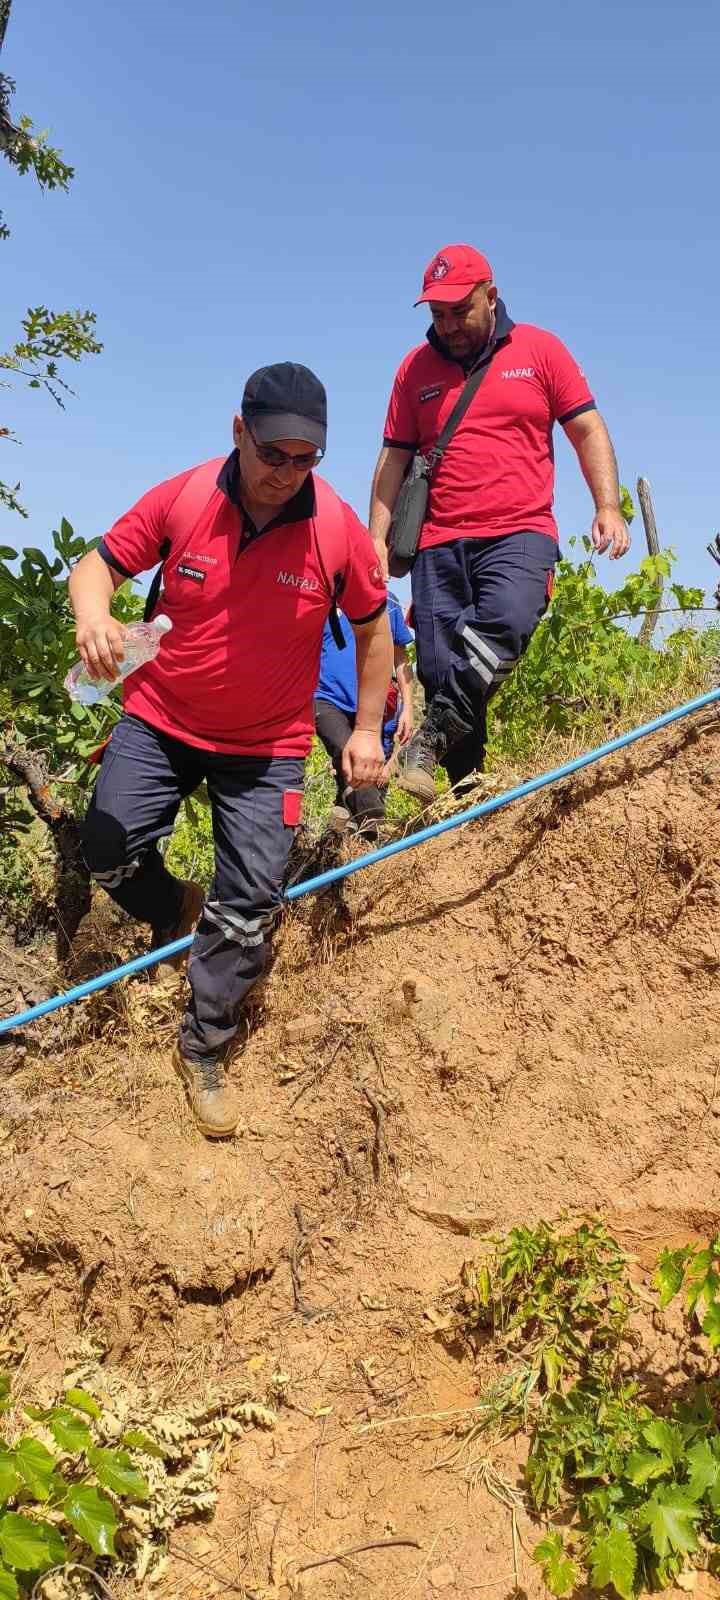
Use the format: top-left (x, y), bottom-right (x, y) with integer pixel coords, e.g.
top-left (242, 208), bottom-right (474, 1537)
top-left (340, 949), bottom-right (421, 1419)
top-left (398, 698), bottom-right (471, 803)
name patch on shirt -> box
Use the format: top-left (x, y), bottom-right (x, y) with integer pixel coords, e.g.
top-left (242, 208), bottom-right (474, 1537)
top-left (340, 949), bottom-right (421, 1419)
top-left (177, 562), bottom-right (206, 584)
top-left (419, 385), bottom-right (443, 403)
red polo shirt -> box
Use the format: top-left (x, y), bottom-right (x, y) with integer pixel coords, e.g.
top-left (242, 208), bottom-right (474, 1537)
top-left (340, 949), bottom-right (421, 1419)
top-left (383, 308), bottom-right (595, 548)
top-left (99, 459), bottom-right (386, 756)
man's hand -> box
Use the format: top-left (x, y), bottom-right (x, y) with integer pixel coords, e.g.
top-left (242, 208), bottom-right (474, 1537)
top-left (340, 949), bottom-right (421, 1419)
top-left (396, 701), bottom-right (414, 745)
top-left (591, 506), bottom-right (631, 561)
top-left (75, 613), bottom-right (128, 680)
top-left (342, 729), bottom-right (385, 789)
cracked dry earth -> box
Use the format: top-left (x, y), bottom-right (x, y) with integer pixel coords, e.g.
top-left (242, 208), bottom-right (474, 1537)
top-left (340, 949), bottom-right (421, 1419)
top-left (2, 712), bottom-right (720, 1598)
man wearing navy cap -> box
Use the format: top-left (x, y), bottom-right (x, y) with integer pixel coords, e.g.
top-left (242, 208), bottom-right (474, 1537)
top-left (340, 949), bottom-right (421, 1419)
top-left (70, 363), bottom-right (391, 1138)
top-left (369, 245), bottom-right (630, 801)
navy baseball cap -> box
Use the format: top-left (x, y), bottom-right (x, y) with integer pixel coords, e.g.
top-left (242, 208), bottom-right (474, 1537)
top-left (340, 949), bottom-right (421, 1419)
top-left (241, 363), bottom-right (327, 451)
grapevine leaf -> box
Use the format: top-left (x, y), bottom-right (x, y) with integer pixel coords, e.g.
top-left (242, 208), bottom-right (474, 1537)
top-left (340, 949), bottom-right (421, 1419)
top-left (0, 1511), bottom-right (66, 1572)
top-left (625, 1449), bottom-right (668, 1488)
top-left (701, 1298), bottom-right (720, 1350)
top-left (87, 1446), bottom-right (149, 1501)
top-left (0, 1562), bottom-right (19, 1598)
top-left (653, 1249), bottom-right (691, 1309)
top-left (63, 1484), bottom-right (118, 1555)
top-left (533, 1532), bottom-right (580, 1597)
top-left (590, 1526), bottom-right (637, 1599)
top-left (46, 1407), bottom-right (92, 1453)
top-left (686, 1438), bottom-right (720, 1501)
top-left (64, 1388), bottom-right (102, 1420)
top-left (642, 1420), bottom-right (685, 1468)
top-left (121, 1429), bottom-right (166, 1459)
top-left (0, 1455), bottom-right (20, 1509)
top-left (13, 1438), bottom-right (56, 1502)
top-left (619, 485), bottom-right (636, 525)
top-left (638, 1487), bottom-right (700, 1558)
top-left (543, 1345), bottom-right (562, 1392)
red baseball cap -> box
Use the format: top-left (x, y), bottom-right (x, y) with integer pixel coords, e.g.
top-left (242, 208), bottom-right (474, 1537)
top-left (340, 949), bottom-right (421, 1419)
top-left (415, 243), bottom-right (494, 306)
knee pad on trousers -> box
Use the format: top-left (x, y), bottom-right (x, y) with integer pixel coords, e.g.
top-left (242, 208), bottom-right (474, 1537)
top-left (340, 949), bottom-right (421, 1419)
top-left (80, 807), bottom-right (142, 884)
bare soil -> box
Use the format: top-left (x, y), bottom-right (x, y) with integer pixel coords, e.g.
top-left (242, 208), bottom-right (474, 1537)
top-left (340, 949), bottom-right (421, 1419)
top-left (2, 711), bottom-right (720, 1598)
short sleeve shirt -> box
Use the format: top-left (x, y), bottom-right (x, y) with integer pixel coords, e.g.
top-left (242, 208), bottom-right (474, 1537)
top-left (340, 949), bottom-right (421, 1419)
top-left (383, 319), bottom-right (595, 547)
top-left (99, 459), bottom-right (387, 756)
top-left (316, 593), bottom-right (413, 716)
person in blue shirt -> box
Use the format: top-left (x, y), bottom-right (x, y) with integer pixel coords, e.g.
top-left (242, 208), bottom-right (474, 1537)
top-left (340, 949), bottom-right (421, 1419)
top-left (315, 593), bottom-right (414, 833)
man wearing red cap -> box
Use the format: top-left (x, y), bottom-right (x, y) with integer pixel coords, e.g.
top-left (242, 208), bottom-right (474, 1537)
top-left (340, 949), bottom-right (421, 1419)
top-left (369, 245), bottom-right (630, 801)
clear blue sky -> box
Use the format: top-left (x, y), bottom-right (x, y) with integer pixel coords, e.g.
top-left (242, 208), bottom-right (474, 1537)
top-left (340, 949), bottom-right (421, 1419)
top-left (3, 0), bottom-right (719, 608)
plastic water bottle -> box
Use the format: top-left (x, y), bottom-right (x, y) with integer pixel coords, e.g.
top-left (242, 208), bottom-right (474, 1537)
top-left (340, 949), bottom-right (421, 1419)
top-left (65, 614), bottom-right (173, 705)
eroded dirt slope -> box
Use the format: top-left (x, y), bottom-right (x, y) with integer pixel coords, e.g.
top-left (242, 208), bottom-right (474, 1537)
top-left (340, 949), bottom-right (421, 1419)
top-left (2, 712), bottom-right (720, 1597)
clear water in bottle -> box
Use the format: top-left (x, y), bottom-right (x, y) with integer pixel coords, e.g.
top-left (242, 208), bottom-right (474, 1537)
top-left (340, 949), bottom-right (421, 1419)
top-left (65, 614), bottom-right (173, 705)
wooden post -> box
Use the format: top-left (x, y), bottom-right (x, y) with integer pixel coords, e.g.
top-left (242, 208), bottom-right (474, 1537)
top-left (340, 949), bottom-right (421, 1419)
top-left (637, 476), bottom-right (663, 646)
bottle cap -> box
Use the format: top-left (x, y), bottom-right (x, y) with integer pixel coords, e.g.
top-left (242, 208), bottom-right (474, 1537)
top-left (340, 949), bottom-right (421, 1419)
top-left (153, 614), bottom-right (173, 633)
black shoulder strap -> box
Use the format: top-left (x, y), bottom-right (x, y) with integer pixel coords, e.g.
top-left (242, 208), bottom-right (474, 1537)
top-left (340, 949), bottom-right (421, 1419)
top-left (143, 538), bottom-right (171, 622)
top-left (427, 342), bottom-right (502, 470)
top-left (310, 515), bottom-right (347, 650)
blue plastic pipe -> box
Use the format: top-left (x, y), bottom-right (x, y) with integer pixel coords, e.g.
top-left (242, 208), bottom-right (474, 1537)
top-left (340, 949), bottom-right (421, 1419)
top-left (1, 685), bottom-right (718, 1038)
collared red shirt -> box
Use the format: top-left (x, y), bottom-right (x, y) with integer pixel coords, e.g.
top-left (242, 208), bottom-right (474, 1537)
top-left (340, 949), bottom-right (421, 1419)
top-left (382, 301), bottom-right (596, 547)
top-left (98, 455), bottom-right (386, 756)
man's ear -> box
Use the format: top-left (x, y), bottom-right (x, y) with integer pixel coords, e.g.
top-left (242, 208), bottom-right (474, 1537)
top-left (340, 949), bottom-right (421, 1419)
top-left (487, 284), bottom-right (498, 309)
top-left (232, 414), bottom-right (244, 449)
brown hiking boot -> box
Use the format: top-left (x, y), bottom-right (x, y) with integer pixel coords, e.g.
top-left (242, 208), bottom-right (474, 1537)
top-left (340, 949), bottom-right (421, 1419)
top-left (397, 718), bottom-right (442, 803)
top-left (154, 880), bottom-right (205, 984)
top-left (172, 1045), bottom-right (241, 1138)
top-left (328, 804), bottom-right (351, 833)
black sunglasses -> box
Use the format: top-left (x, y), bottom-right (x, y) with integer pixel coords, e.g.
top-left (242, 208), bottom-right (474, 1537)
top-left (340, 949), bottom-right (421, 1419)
top-left (245, 422), bottom-right (324, 471)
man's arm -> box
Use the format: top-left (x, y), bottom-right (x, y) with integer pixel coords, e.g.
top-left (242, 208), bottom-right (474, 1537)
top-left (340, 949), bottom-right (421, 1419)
top-left (368, 445), bottom-right (413, 578)
top-left (68, 549), bottom-right (129, 679)
top-left (394, 647), bottom-right (414, 744)
top-left (563, 410), bottom-right (630, 560)
top-left (343, 611), bottom-right (393, 788)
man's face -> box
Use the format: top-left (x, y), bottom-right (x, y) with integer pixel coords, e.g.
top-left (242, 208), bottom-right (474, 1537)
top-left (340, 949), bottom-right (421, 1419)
top-left (428, 281), bottom-right (498, 360)
top-left (233, 418), bottom-right (320, 506)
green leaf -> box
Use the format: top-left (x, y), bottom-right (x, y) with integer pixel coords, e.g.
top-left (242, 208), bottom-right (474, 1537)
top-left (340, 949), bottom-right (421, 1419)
top-left (619, 485), bottom-right (636, 525)
top-left (121, 1429), bottom-right (167, 1459)
top-left (63, 1388), bottom-right (101, 1420)
top-left (88, 1446), bottom-right (149, 1501)
top-left (542, 1345), bottom-right (563, 1392)
top-left (625, 1449), bottom-right (668, 1487)
top-left (0, 1511), bottom-right (66, 1572)
top-left (533, 1532), bottom-right (580, 1597)
top-left (63, 1483), bottom-right (118, 1556)
top-left (590, 1526), bottom-right (637, 1599)
top-left (0, 1454), bottom-right (20, 1508)
top-left (13, 1437), bottom-right (57, 1501)
top-left (46, 1407), bottom-right (92, 1454)
top-left (701, 1298), bottom-right (720, 1350)
top-left (653, 1248), bottom-right (691, 1308)
top-left (0, 1562), bottom-right (19, 1598)
top-left (0, 549), bottom-right (18, 562)
top-left (686, 1437), bottom-right (720, 1500)
top-left (638, 1486), bottom-right (700, 1558)
top-left (642, 1419), bottom-right (685, 1468)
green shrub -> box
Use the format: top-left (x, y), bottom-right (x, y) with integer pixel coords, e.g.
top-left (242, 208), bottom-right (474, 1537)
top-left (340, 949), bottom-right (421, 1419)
top-left (488, 543), bottom-right (707, 763)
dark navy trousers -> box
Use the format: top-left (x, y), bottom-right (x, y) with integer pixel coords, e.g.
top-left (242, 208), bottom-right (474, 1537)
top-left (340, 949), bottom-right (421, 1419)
top-left (81, 715), bottom-right (303, 1064)
top-left (411, 531), bottom-right (556, 781)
